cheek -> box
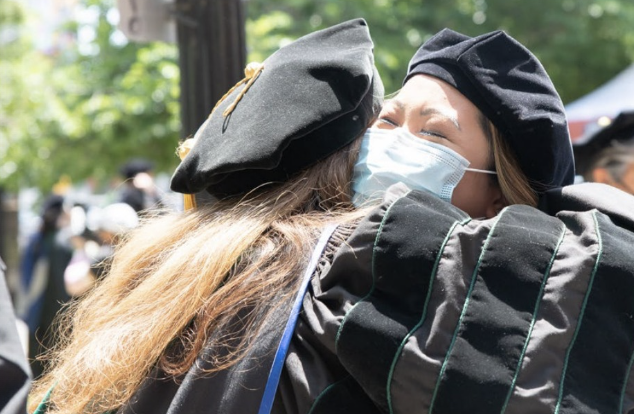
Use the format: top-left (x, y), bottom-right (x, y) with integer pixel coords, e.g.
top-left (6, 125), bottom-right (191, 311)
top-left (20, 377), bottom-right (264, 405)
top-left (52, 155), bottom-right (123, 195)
top-left (450, 173), bottom-right (493, 217)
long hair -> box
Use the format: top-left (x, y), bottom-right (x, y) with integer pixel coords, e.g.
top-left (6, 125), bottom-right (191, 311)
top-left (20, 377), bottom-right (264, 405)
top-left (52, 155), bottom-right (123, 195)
top-left (479, 115), bottom-right (538, 207)
top-left (29, 137), bottom-right (366, 414)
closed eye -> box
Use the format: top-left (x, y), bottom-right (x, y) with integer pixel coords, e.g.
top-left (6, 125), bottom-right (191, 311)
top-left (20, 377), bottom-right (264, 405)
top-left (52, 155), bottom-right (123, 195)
top-left (376, 117), bottom-right (399, 128)
top-left (418, 130), bottom-right (447, 139)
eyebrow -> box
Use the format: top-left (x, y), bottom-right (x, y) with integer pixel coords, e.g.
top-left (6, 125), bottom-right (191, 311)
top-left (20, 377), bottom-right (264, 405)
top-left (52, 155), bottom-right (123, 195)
top-left (420, 108), bottom-right (461, 131)
top-left (387, 99), bottom-right (461, 131)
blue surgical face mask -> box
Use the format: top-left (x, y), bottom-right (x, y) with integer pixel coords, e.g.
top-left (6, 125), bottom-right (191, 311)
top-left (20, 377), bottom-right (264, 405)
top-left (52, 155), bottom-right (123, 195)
top-left (351, 128), bottom-right (496, 206)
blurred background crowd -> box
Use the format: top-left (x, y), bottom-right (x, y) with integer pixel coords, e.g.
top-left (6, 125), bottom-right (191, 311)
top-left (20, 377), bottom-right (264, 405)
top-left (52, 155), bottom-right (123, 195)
top-left (1, 0), bottom-right (634, 381)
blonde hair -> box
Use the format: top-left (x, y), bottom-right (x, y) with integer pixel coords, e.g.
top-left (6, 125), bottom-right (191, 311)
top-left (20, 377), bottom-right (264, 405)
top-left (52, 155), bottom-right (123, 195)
top-left (480, 116), bottom-right (538, 207)
top-left (29, 138), bottom-right (366, 414)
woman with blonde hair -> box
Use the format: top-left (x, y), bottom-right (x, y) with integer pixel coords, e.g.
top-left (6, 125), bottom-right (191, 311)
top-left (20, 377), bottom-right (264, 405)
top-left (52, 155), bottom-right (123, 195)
top-left (30, 20), bottom-right (634, 414)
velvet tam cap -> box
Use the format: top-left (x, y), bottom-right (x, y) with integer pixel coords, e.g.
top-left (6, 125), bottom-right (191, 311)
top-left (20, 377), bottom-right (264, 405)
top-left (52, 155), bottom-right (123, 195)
top-left (170, 18), bottom-right (383, 197)
top-left (404, 29), bottom-right (575, 192)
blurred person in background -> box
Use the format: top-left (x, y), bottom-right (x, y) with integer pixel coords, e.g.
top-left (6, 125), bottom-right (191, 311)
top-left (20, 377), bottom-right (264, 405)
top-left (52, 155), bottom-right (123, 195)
top-left (64, 203), bottom-right (139, 297)
top-left (573, 111), bottom-right (634, 193)
top-left (17, 194), bottom-right (73, 379)
top-left (118, 158), bottom-right (163, 214)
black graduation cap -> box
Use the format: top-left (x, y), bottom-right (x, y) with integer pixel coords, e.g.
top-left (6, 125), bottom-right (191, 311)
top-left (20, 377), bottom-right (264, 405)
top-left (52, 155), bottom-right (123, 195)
top-left (42, 194), bottom-right (64, 214)
top-left (404, 29), bottom-right (575, 193)
top-left (573, 111), bottom-right (634, 177)
top-left (170, 18), bottom-right (383, 198)
top-left (120, 158), bottom-right (154, 180)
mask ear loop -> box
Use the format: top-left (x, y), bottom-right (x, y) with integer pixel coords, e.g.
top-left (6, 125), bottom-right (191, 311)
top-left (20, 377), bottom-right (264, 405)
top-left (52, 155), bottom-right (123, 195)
top-left (465, 167), bottom-right (497, 175)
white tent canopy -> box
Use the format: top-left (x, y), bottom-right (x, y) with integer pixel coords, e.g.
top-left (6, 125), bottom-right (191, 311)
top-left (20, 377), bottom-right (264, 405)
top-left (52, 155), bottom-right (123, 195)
top-left (565, 63), bottom-right (634, 123)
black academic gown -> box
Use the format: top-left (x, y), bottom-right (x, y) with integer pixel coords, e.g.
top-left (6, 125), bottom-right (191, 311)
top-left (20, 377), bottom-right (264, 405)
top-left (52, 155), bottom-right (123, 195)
top-left (121, 182), bottom-right (634, 414)
top-left (0, 258), bottom-right (31, 414)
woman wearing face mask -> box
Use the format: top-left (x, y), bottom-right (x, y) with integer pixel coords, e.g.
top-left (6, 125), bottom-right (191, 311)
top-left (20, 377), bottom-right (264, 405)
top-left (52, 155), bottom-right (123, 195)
top-left (346, 29), bottom-right (634, 414)
top-left (30, 21), bottom-right (634, 414)
top-left (352, 28), bottom-right (574, 218)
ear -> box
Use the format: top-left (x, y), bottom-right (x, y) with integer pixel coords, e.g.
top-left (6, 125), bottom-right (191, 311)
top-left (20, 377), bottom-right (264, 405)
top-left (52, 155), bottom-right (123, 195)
top-left (484, 184), bottom-right (506, 219)
top-left (591, 167), bottom-right (615, 185)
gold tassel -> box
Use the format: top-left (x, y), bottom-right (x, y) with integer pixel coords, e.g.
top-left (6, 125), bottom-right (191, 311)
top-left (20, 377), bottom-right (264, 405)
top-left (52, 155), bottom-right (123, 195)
top-left (176, 138), bottom-right (198, 210)
top-left (175, 62), bottom-right (264, 211)
top-left (209, 62), bottom-right (264, 118)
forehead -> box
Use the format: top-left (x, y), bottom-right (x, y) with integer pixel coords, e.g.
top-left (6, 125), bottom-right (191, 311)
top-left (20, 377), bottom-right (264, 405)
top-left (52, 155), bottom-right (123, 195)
top-left (383, 74), bottom-right (493, 166)
top-left (386, 75), bottom-right (485, 133)
top-left (393, 74), bottom-right (478, 113)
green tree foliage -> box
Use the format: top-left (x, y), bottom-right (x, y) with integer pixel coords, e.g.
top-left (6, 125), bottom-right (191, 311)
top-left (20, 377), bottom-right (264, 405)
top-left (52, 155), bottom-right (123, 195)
top-left (246, 0), bottom-right (634, 102)
top-left (2, 0), bottom-right (634, 191)
top-left (0, 0), bottom-right (181, 192)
